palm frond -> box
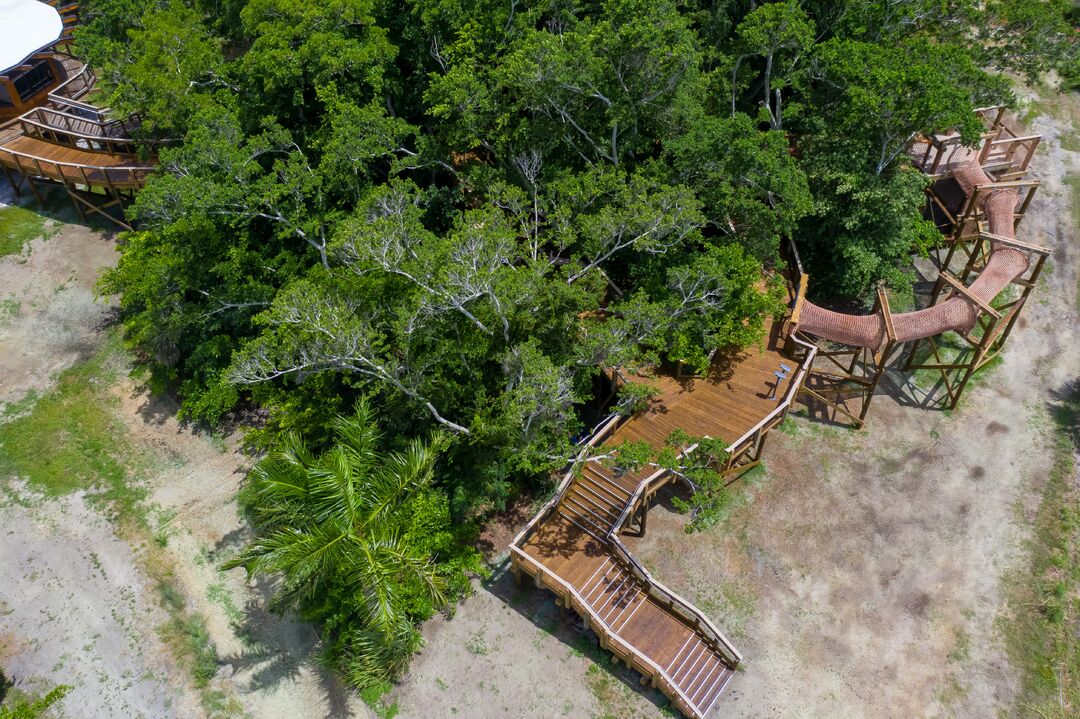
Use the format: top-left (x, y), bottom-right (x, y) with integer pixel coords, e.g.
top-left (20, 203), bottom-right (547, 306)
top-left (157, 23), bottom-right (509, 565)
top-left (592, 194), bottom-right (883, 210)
top-left (356, 434), bottom-right (442, 531)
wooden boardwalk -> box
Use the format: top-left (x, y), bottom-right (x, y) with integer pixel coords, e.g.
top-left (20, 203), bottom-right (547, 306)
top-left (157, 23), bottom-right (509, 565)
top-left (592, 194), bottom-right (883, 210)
top-left (511, 321), bottom-right (817, 719)
top-left (613, 320), bottom-right (794, 448)
top-left (0, 106), bottom-right (154, 229)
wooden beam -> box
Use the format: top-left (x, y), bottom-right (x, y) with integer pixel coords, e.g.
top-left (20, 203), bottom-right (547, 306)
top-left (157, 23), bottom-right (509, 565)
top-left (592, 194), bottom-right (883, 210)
top-left (938, 272), bottom-right (1001, 319)
top-left (976, 231), bottom-right (1051, 256)
top-left (877, 288), bottom-right (896, 343)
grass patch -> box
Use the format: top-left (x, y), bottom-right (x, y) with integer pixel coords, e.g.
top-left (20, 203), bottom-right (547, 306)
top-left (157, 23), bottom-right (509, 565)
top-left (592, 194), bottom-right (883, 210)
top-left (158, 581), bottom-right (219, 688)
top-left (206, 582), bottom-right (244, 625)
top-left (359, 681), bottom-right (399, 719)
top-left (907, 330), bottom-right (1005, 398)
top-left (0, 204), bottom-right (49, 259)
top-left (0, 300), bottom-right (18, 325)
top-left (0, 332), bottom-right (150, 523)
top-left (1001, 380), bottom-right (1079, 718)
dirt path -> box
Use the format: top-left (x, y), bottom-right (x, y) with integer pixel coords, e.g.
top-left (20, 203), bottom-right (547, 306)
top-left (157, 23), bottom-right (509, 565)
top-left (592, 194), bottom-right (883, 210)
top-left (0, 489), bottom-right (199, 717)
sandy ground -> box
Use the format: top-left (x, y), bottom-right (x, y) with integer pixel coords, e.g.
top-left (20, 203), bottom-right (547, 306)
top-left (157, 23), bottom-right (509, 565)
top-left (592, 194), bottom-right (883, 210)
top-left (0, 488), bottom-right (198, 717)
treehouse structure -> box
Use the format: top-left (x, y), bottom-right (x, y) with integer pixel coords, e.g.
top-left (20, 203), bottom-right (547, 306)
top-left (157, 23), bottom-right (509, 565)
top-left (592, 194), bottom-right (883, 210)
top-left (0, 2), bottom-right (155, 229)
top-left (0, 0), bottom-right (81, 122)
top-left (789, 107), bottom-right (1049, 426)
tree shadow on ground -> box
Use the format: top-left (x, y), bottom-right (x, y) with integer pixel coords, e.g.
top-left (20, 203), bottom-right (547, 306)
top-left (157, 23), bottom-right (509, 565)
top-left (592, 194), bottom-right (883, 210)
top-left (211, 538), bottom-right (358, 718)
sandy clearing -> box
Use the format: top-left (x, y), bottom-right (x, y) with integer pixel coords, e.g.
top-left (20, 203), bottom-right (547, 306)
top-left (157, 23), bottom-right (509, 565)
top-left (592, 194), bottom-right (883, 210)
top-left (0, 487), bottom-right (199, 718)
top-left (114, 388), bottom-right (373, 719)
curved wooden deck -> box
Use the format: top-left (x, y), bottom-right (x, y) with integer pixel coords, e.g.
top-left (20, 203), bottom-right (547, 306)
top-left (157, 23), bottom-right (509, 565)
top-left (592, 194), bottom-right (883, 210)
top-left (0, 120), bottom-right (153, 229)
top-left (511, 321), bottom-right (817, 718)
top-left (0, 134), bottom-right (152, 188)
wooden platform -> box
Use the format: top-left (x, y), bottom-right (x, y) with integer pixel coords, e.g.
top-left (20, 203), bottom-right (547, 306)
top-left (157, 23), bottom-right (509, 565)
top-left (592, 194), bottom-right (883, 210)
top-left (613, 321), bottom-right (792, 448)
top-left (510, 321), bottom-right (816, 719)
top-left (0, 133), bottom-right (152, 188)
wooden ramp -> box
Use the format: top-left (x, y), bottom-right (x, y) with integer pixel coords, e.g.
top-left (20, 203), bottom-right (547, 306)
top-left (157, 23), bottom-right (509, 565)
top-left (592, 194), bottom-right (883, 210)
top-left (0, 123), bottom-right (153, 229)
top-left (511, 322), bottom-right (817, 718)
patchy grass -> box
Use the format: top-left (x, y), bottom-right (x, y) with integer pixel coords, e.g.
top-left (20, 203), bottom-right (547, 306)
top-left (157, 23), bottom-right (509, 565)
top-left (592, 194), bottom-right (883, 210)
top-left (1000, 380), bottom-right (1079, 719)
top-left (0, 332), bottom-right (149, 524)
top-left (360, 681), bottom-right (399, 719)
top-left (158, 581), bottom-right (219, 689)
top-left (906, 330), bottom-right (1004, 398)
top-left (206, 582), bottom-right (244, 625)
top-left (0, 204), bottom-right (49, 259)
top-left (465, 629), bottom-right (490, 656)
top-left (0, 299), bottom-right (18, 325)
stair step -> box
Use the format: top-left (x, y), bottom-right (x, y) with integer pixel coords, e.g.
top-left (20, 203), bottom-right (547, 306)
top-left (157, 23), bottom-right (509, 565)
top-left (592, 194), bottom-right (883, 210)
top-left (666, 635), bottom-right (695, 673)
top-left (697, 667), bottom-right (735, 717)
top-left (596, 579), bottom-right (639, 624)
top-left (567, 485), bottom-right (621, 519)
top-left (690, 661), bottom-right (731, 710)
top-left (557, 502), bottom-right (607, 540)
top-left (581, 463), bottom-right (632, 497)
top-left (683, 653), bottom-right (721, 704)
top-left (608, 589), bottom-right (646, 633)
top-left (575, 473), bottom-right (628, 507)
top-left (561, 493), bottom-right (615, 533)
top-left (584, 566), bottom-right (625, 605)
top-left (578, 558), bottom-right (614, 598)
top-left (673, 642), bottom-right (707, 684)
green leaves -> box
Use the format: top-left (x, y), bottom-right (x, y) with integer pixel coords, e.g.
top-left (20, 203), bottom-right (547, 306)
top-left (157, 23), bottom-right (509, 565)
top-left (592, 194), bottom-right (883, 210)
top-left (225, 402), bottom-right (473, 687)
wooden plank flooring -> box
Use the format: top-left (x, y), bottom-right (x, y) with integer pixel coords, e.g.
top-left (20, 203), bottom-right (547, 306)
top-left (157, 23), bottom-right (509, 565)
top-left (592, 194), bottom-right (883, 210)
top-left (611, 320), bottom-right (789, 448)
top-left (516, 325), bottom-right (792, 717)
top-left (0, 133), bottom-right (152, 188)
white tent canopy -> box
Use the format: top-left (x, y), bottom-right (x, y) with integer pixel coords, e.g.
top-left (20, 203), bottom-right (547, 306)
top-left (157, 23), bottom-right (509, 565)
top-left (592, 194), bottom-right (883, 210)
top-left (0, 0), bottom-right (63, 75)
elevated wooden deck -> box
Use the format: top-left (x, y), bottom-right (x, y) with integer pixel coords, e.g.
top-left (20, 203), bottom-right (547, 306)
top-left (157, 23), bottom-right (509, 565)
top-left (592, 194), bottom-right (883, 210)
top-left (0, 88), bottom-right (154, 229)
top-left (613, 320), bottom-right (794, 448)
top-left (511, 323), bottom-right (817, 719)
top-left (0, 134), bottom-right (152, 189)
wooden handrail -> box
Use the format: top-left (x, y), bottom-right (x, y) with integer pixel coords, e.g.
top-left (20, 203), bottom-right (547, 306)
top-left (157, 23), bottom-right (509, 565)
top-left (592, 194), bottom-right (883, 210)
top-left (977, 230), bottom-right (1051, 256)
top-left (789, 273), bottom-right (808, 327)
top-left (986, 134), bottom-right (1041, 148)
top-left (511, 547), bottom-right (705, 717)
top-left (724, 332), bottom-right (815, 457)
top-left (606, 535), bottom-right (743, 669)
top-left (973, 179), bottom-right (1041, 191)
top-left (48, 63), bottom-right (95, 102)
top-left (18, 118), bottom-right (141, 151)
top-left (939, 272), bottom-right (1002, 319)
top-left (0, 145), bottom-right (149, 173)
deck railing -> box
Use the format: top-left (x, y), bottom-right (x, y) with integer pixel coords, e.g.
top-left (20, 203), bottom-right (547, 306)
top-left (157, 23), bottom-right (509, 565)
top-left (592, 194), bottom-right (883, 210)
top-left (17, 114), bottom-right (144, 155)
top-left (48, 62), bottom-right (95, 103)
top-left (510, 546), bottom-right (705, 717)
top-left (0, 146), bottom-right (151, 189)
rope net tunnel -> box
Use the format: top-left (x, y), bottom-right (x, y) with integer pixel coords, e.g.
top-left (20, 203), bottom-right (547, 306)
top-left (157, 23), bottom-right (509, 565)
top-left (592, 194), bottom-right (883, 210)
top-left (793, 155), bottom-right (1028, 353)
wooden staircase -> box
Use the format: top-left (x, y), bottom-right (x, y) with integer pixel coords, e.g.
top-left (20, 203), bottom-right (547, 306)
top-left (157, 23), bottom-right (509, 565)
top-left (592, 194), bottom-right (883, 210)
top-left (556, 462), bottom-right (631, 538)
top-left (514, 447), bottom-right (741, 719)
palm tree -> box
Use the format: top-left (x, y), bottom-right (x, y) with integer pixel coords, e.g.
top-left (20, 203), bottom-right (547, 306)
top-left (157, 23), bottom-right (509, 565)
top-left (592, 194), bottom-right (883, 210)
top-left (225, 401), bottom-right (449, 682)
